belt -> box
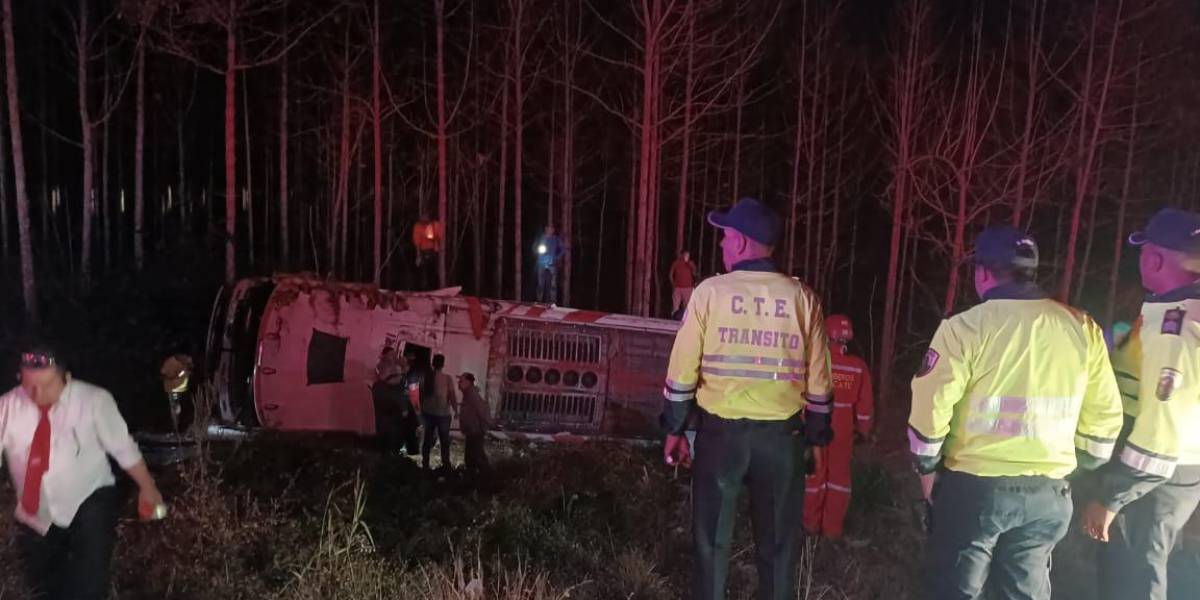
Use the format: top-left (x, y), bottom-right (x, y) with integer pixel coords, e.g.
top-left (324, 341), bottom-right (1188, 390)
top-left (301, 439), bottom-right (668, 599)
top-left (697, 409), bottom-right (802, 433)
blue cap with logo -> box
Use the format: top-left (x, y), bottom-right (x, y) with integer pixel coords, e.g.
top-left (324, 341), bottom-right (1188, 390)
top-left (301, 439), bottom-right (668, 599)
top-left (1128, 208), bottom-right (1200, 255)
top-left (707, 197), bottom-right (782, 247)
top-left (973, 225), bottom-right (1039, 269)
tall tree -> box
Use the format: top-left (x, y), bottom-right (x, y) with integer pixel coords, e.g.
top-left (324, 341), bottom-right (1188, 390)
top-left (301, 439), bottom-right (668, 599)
top-left (371, 0), bottom-right (382, 283)
top-left (2, 0), bottom-right (36, 320)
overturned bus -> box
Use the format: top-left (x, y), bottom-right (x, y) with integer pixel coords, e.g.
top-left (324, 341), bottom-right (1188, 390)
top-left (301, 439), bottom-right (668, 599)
top-left (202, 275), bottom-right (680, 441)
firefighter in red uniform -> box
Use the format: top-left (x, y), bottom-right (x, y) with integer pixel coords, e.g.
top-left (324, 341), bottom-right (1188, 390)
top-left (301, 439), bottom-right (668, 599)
top-left (803, 314), bottom-right (873, 538)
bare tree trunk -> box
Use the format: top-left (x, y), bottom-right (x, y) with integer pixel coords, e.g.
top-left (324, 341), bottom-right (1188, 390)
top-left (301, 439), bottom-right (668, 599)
top-left (674, 0), bottom-right (695, 259)
top-left (435, 0), bottom-right (448, 288)
top-left (1, 0), bottom-right (36, 320)
top-left (135, 42), bottom-right (147, 272)
top-left (101, 46), bottom-right (111, 269)
top-left (372, 0), bottom-right (382, 283)
top-left (242, 70), bottom-right (254, 270)
top-left (279, 6), bottom-right (290, 268)
top-left (0, 85), bottom-right (8, 262)
top-left (332, 24), bottom-right (351, 277)
top-left (786, 49), bottom-right (805, 275)
top-left (595, 151), bottom-right (608, 308)
top-left (560, 3), bottom-right (575, 307)
top-left (77, 0), bottom-right (95, 287)
top-left (495, 48), bottom-right (509, 297)
top-left (1074, 163), bottom-right (1102, 306)
top-left (879, 0), bottom-right (926, 406)
top-left (222, 6), bottom-right (237, 283)
top-left (1059, 0), bottom-right (1122, 301)
top-left (1012, 0), bottom-right (1043, 226)
top-left (1107, 51), bottom-right (1140, 324)
top-left (512, 0), bottom-right (524, 301)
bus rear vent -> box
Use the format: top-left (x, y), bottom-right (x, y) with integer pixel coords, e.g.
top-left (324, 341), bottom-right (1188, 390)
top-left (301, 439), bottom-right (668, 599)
top-left (500, 392), bottom-right (599, 425)
top-left (508, 329), bottom-right (602, 364)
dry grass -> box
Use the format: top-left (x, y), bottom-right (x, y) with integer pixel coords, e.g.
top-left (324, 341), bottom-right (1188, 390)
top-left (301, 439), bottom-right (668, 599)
top-left (0, 436), bottom-right (927, 599)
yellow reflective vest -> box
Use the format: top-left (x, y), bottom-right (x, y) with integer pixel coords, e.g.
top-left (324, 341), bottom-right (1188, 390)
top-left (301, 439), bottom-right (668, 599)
top-left (908, 287), bottom-right (1124, 478)
top-left (1117, 299), bottom-right (1200, 477)
top-left (1111, 318), bottom-right (1143, 418)
top-left (663, 265), bottom-right (831, 427)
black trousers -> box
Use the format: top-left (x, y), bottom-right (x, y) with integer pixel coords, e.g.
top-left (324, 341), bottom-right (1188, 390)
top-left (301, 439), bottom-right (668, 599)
top-left (1099, 468), bottom-right (1200, 600)
top-left (398, 405), bottom-right (421, 456)
top-left (923, 470), bottom-right (1072, 600)
top-left (692, 413), bottom-right (803, 600)
top-left (464, 433), bottom-right (489, 473)
top-left (421, 414), bottom-right (452, 469)
top-left (17, 486), bottom-right (119, 600)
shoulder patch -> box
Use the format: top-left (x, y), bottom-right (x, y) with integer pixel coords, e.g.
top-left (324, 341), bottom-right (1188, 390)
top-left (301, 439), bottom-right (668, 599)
top-left (1163, 309), bottom-right (1186, 335)
top-left (917, 349), bottom-right (940, 378)
top-left (1157, 368), bottom-right (1182, 401)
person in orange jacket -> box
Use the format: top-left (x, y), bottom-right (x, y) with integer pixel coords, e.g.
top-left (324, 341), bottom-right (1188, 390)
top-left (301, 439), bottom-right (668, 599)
top-left (803, 314), bottom-right (874, 539)
top-left (412, 215), bottom-right (443, 290)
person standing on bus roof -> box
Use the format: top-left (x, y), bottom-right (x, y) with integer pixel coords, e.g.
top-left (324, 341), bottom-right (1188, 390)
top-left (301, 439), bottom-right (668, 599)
top-left (670, 250), bottom-right (699, 320)
top-left (661, 196), bottom-right (834, 600)
top-left (535, 225), bottom-right (565, 305)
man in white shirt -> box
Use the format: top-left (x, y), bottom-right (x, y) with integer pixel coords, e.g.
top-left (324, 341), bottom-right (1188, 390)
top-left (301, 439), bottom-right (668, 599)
top-left (3, 345), bottom-right (163, 599)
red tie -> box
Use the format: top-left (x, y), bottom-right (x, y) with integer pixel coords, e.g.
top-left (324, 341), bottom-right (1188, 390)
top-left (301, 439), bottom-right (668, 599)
top-left (21, 405), bottom-right (51, 515)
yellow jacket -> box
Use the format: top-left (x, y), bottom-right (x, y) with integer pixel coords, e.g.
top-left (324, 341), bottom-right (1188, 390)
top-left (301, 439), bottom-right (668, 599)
top-left (908, 283), bottom-right (1123, 478)
top-left (1111, 318), bottom-right (1142, 418)
top-left (1099, 289), bottom-right (1200, 510)
top-left (1119, 299), bottom-right (1200, 473)
top-left (661, 260), bottom-right (831, 432)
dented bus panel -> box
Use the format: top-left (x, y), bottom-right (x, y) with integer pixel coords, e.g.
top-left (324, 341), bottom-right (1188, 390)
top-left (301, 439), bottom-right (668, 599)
top-left (206, 275), bottom-right (680, 440)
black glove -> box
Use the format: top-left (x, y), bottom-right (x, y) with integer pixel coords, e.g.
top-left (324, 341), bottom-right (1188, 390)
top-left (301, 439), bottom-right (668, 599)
top-left (917, 499), bottom-right (934, 534)
top-left (804, 408), bottom-right (834, 447)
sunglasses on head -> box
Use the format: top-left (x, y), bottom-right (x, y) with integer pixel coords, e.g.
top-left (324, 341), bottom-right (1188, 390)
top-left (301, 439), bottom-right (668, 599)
top-left (19, 352), bottom-right (56, 369)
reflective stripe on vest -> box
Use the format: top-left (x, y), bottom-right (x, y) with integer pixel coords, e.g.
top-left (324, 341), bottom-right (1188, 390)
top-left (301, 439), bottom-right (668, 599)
top-left (964, 395), bottom-right (1080, 439)
top-left (702, 354), bottom-right (805, 368)
top-left (831, 364), bottom-right (862, 374)
top-left (663, 378), bottom-right (698, 403)
top-left (1120, 442), bottom-right (1177, 478)
top-left (909, 426), bottom-right (944, 457)
top-left (1075, 433), bottom-right (1116, 460)
top-left (700, 366), bottom-right (804, 382)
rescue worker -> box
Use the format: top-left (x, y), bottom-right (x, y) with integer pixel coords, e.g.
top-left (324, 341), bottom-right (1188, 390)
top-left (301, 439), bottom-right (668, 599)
top-left (412, 214), bottom-right (443, 290)
top-left (535, 224), bottom-right (565, 304)
top-left (670, 250), bottom-right (699, 319)
top-left (2, 344), bottom-right (165, 600)
top-left (404, 350), bottom-right (434, 461)
top-left (159, 353), bottom-right (194, 434)
top-left (1082, 207), bottom-right (1200, 600)
top-left (909, 225), bottom-right (1123, 600)
top-left (661, 197), bottom-right (833, 600)
top-left (803, 314), bottom-right (873, 539)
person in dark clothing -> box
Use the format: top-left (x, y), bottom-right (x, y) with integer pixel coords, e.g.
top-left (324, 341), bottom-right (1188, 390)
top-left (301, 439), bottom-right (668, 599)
top-left (421, 354), bottom-right (455, 472)
top-left (373, 348), bottom-right (414, 454)
top-left (457, 373), bottom-right (493, 474)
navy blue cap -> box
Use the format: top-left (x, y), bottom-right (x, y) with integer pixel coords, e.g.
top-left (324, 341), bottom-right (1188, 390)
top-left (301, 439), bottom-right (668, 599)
top-left (707, 197), bottom-right (782, 246)
top-left (973, 225), bottom-right (1039, 269)
top-left (1129, 208), bottom-right (1200, 255)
